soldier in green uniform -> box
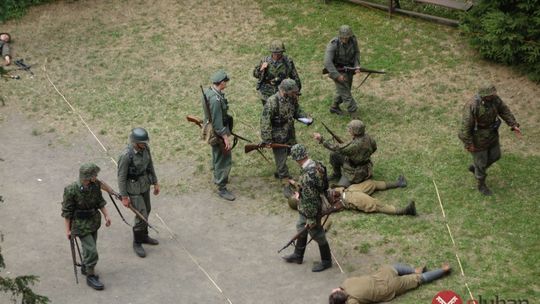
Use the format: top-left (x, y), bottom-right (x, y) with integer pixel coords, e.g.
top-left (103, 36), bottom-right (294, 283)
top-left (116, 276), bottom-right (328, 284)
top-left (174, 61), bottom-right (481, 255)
top-left (282, 144), bottom-right (333, 272)
top-left (0, 33), bottom-right (12, 65)
top-left (314, 120), bottom-right (376, 187)
top-left (118, 127), bottom-right (160, 257)
top-left (202, 70), bottom-right (236, 201)
top-left (328, 263), bottom-right (452, 304)
top-left (458, 84), bottom-right (521, 196)
top-left (286, 176), bottom-right (416, 216)
top-left (261, 78), bottom-right (312, 181)
top-left (62, 163), bottom-right (112, 290)
top-left (253, 40), bottom-right (302, 105)
top-left (324, 25), bottom-right (360, 115)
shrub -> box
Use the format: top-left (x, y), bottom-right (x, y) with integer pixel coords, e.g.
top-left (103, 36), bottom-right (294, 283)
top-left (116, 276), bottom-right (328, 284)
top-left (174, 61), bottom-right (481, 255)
top-left (460, 0), bottom-right (540, 82)
top-left (0, 0), bottom-right (56, 23)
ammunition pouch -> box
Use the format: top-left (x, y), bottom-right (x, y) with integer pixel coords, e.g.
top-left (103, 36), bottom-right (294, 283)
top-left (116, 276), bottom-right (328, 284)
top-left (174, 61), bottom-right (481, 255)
top-left (74, 209), bottom-right (97, 219)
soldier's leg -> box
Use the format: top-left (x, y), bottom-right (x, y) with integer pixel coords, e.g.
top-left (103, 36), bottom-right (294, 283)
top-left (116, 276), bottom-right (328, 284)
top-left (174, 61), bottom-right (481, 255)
top-left (310, 225), bottom-right (332, 272)
top-left (272, 147), bottom-right (290, 178)
top-left (283, 215), bottom-right (308, 264)
top-left (486, 140), bottom-right (501, 169)
top-left (80, 232), bottom-right (99, 275)
top-left (349, 180), bottom-right (378, 195)
top-left (330, 79), bottom-right (344, 114)
top-left (384, 175), bottom-right (407, 190)
top-left (472, 149), bottom-right (492, 195)
top-left (213, 145), bottom-right (235, 200)
top-left (343, 191), bottom-right (379, 213)
top-left (131, 194), bottom-right (148, 257)
top-left (141, 191), bottom-right (158, 245)
top-left (388, 273), bottom-right (422, 297)
top-left (341, 73), bottom-right (358, 113)
top-left (329, 152), bottom-right (344, 180)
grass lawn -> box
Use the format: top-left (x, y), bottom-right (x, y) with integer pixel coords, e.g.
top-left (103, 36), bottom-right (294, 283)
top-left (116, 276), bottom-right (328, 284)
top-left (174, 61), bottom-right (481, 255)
top-left (1, 0), bottom-right (538, 302)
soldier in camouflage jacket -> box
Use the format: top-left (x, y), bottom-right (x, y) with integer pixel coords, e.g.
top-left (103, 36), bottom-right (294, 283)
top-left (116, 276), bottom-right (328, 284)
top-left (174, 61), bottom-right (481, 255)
top-left (458, 84), bottom-right (521, 196)
top-left (62, 163), bottom-right (112, 290)
top-left (253, 40), bottom-right (301, 105)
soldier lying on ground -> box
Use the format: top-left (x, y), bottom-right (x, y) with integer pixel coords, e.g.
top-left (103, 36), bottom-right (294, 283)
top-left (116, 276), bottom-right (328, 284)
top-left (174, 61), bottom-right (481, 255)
top-left (0, 33), bottom-right (11, 66)
top-left (286, 176), bottom-right (416, 216)
top-left (328, 263), bottom-right (451, 304)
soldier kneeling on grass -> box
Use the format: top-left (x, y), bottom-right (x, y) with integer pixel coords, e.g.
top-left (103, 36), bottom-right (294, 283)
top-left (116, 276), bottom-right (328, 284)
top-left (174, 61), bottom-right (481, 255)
top-left (62, 163), bottom-right (112, 290)
top-left (328, 262), bottom-right (452, 304)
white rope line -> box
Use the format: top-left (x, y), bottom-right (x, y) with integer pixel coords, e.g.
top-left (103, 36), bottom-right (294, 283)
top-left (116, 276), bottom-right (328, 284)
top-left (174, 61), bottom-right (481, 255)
top-left (331, 251), bottom-right (344, 273)
top-left (155, 213), bottom-right (233, 304)
top-left (432, 179), bottom-right (475, 303)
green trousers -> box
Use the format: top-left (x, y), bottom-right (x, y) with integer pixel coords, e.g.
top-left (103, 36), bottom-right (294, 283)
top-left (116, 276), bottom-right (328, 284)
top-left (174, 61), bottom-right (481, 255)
top-left (80, 231), bottom-right (98, 275)
top-left (472, 140), bottom-right (501, 180)
top-left (130, 191), bottom-right (151, 232)
top-left (332, 72), bottom-right (358, 112)
top-left (296, 214), bottom-right (328, 246)
top-left (212, 144), bottom-right (232, 190)
top-left (272, 147), bottom-right (290, 178)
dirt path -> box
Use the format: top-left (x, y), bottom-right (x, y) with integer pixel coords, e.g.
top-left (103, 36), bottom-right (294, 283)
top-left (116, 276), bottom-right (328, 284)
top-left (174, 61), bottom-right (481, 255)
top-left (0, 105), bottom-right (346, 304)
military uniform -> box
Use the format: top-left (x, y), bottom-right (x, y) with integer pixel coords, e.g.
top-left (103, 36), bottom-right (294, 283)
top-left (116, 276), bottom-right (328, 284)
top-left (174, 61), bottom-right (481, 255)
top-left (253, 40), bottom-right (301, 105)
top-left (319, 120), bottom-right (376, 187)
top-left (458, 84), bottom-right (519, 195)
top-left (335, 178), bottom-right (415, 216)
top-left (282, 144), bottom-right (332, 272)
top-left (324, 25), bottom-right (360, 113)
top-left (0, 36), bottom-right (11, 64)
top-left (117, 128), bottom-right (159, 256)
top-left (203, 70), bottom-right (234, 199)
top-left (62, 163), bottom-right (109, 290)
top-left (332, 264), bottom-right (451, 304)
top-left (260, 79), bottom-right (310, 179)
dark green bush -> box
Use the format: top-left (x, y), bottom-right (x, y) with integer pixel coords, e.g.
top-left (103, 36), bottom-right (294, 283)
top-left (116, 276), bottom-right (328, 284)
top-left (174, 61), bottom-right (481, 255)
top-left (0, 0), bottom-right (56, 23)
top-left (461, 0), bottom-right (540, 82)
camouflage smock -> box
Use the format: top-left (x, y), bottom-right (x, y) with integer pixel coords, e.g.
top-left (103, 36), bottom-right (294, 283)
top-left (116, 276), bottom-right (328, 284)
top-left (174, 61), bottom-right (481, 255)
top-left (298, 159), bottom-right (325, 225)
top-left (62, 181), bottom-right (106, 237)
top-left (459, 95), bottom-right (518, 151)
top-left (253, 55), bottom-right (301, 100)
top-left (323, 134), bottom-right (377, 183)
top-left (323, 36), bottom-right (360, 80)
top-left (260, 92), bottom-right (307, 144)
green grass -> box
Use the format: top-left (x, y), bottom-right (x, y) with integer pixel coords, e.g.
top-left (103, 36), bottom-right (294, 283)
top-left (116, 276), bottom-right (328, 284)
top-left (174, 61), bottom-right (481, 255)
top-left (1, 0), bottom-right (538, 303)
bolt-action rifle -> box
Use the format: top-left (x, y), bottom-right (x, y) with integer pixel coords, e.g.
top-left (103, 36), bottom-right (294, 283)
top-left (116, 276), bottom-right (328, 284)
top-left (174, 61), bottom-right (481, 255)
top-left (244, 143), bottom-right (290, 154)
top-left (321, 122), bottom-right (344, 144)
top-left (14, 59), bottom-right (34, 77)
top-left (186, 114), bottom-right (251, 143)
top-left (323, 66), bottom-right (385, 89)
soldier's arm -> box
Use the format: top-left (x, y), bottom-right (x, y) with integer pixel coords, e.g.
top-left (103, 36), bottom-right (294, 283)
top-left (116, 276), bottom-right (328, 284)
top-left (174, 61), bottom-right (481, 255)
top-left (289, 59), bottom-right (302, 92)
top-left (210, 97), bottom-right (230, 136)
top-left (61, 187), bottom-right (75, 238)
top-left (496, 97), bottom-right (519, 128)
top-left (323, 41), bottom-right (340, 80)
top-left (459, 103), bottom-right (475, 147)
top-left (99, 206), bottom-right (111, 227)
top-left (260, 100), bottom-right (274, 142)
top-left (353, 38), bottom-right (361, 68)
top-left (300, 184), bottom-right (320, 226)
top-left (117, 152), bottom-right (130, 197)
top-left (252, 60), bottom-right (263, 79)
top-left (2, 43), bottom-right (11, 65)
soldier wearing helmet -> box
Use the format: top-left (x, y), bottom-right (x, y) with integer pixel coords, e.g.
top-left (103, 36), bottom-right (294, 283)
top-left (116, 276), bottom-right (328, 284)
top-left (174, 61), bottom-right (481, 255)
top-left (282, 144), bottom-right (333, 273)
top-left (313, 119), bottom-right (376, 187)
top-left (62, 163), bottom-right (113, 290)
top-left (261, 78), bottom-right (312, 182)
top-left (202, 70), bottom-right (236, 201)
top-left (117, 127), bottom-right (160, 257)
top-left (458, 83), bottom-right (521, 196)
top-left (323, 25), bottom-right (361, 115)
top-left (253, 40), bottom-right (302, 105)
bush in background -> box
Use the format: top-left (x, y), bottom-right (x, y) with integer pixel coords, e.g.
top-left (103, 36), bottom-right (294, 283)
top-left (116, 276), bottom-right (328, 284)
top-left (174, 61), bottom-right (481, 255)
top-left (461, 0), bottom-right (540, 81)
top-left (0, 0), bottom-right (56, 23)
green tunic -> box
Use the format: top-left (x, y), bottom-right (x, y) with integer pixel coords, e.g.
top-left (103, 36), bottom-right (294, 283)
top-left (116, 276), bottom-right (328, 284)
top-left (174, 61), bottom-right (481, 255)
top-left (0, 41), bottom-right (10, 59)
top-left (459, 95), bottom-right (518, 151)
top-left (62, 181), bottom-right (106, 236)
top-left (323, 36), bottom-right (360, 80)
top-left (253, 55), bottom-right (301, 103)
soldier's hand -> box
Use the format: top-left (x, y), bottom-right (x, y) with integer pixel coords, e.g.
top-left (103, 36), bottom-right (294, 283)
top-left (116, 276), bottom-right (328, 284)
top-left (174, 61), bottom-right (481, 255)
top-left (354, 68), bottom-right (361, 74)
top-left (223, 135), bottom-right (232, 151)
top-left (104, 215), bottom-right (112, 227)
top-left (66, 230), bottom-right (71, 240)
top-left (512, 126), bottom-right (522, 139)
top-left (465, 144), bottom-right (477, 152)
top-left (337, 75), bottom-right (346, 82)
top-left (260, 62), bottom-right (268, 71)
top-left (153, 183), bottom-right (160, 196)
top-left (5, 56), bottom-right (11, 66)
top-left (313, 132), bottom-right (322, 142)
top-left (121, 196), bottom-right (130, 207)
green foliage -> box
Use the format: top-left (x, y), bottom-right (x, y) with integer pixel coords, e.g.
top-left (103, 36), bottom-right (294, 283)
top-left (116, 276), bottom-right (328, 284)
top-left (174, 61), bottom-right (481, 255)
top-left (461, 0), bottom-right (540, 81)
top-left (0, 0), bottom-right (57, 23)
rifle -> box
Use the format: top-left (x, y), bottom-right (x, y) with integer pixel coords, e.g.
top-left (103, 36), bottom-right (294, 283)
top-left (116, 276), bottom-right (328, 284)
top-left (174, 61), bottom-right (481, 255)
top-left (321, 122), bottom-right (344, 144)
top-left (187, 114), bottom-right (251, 143)
top-left (323, 66), bottom-right (385, 89)
top-left (108, 193), bottom-right (132, 227)
top-left (14, 59), bottom-right (34, 77)
top-left (69, 235), bottom-right (80, 284)
top-left (256, 65), bottom-right (267, 91)
top-left (126, 203), bottom-right (159, 234)
top-left (244, 143), bottom-right (290, 153)
top-left (277, 206), bottom-right (340, 253)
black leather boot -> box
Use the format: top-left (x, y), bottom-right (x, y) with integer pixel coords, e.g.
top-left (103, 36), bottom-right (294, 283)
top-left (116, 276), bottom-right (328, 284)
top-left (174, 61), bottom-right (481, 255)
top-left (142, 227), bottom-right (159, 245)
top-left (386, 175), bottom-right (407, 189)
top-left (477, 178), bottom-right (493, 196)
top-left (312, 243), bottom-right (332, 272)
top-left (282, 234), bottom-right (307, 264)
top-left (86, 275), bottom-right (104, 290)
top-left (133, 230), bottom-right (146, 258)
top-left (397, 200), bottom-right (417, 216)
